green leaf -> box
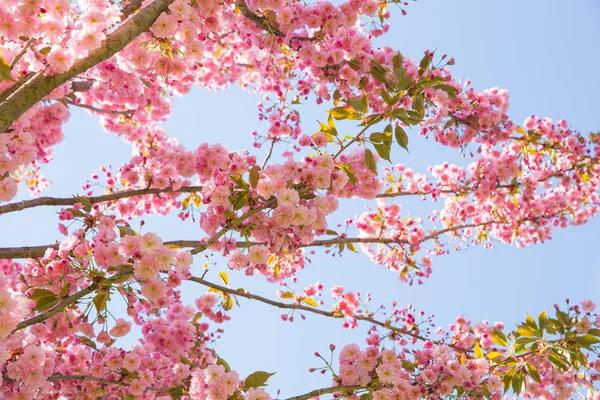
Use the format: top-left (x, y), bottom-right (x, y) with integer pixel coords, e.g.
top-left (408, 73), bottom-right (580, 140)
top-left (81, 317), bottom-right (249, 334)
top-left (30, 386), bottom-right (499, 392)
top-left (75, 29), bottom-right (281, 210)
top-left (346, 95), bottom-right (368, 114)
top-left (392, 52), bottom-right (404, 69)
top-left (395, 126), bottom-right (409, 152)
top-left (418, 52), bottom-right (432, 76)
top-left (433, 84), bottom-right (459, 99)
top-left (380, 89), bottom-right (394, 106)
top-left (339, 164), bottom-right (356, 186)
top-left (394, 66), bottom-right (409, 90)
top-left (502, 369), bottom-right (514, 393)
top-left (34, 295), bottom-right (59, 312)
top-left (364, 149), bottom-right (377, 174)
top-left (249, 165), bottom-right (259, 188)
top-left (233, 193), bottom-right (247, 210)
top-left (75, 196), bottom-right (93, 213)
top-left (548, 351), bottom-right (568, 371)
top-left (373, 142), bottom-right (391, 162)
top-left (347, 58), bottom-right (362, 71)
top-left (547, 317), bottom-right (564, 335)
top-left (412, 94), bottom-right (425, 117)
top-left (29, 288), bottom-right (57, 300)
top-left (401, 359), bottom-right (415, 372)
top-left (369, 132), bottom-right (386, 143)
top-left (575, 334), bottom-right (600, 350)
top-left (526, 363), bottom-right (541, 383)
top-left (525, 313), bottom-right (538, 329)
top-left (514, 336), bottom-right (538, 345)
top-left (587, 328), bottom-right (600, 337)
top-left (556, 309), bottom-right (571, 327)
top-left (0, 56), bottom-right (14, 82)
top-left (517, 325), bottom-right (537, 337)
top-left (330, 107), bottom-right (361, 121)
top-left (370, 62), bottom-right (389, 85)
top-left (93, 291), bottom-right (110, 314)
top-left (243, 371), bottom-right (275, 390)
top-left (216, 355), bottom-right (231, 372)
top-left (391, 108), bottom-right (422, 125)
top-left (538, 310), bottom-right (547, 331)
top-left (77, 335), bottom-right (98, 350)
top-left (511, 370), bottom-right (523, 395)
top-left (492, 328), bottom-right (508, 347)
top-left (118, 225), bottom-right (138, 238)
top-left (110, 272), bottom-right (132, 284)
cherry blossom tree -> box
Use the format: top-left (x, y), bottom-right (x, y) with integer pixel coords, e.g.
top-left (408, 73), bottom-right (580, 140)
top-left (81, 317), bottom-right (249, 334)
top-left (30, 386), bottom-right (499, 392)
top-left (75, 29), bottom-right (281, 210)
top-left (0, 0), bottom-right (599, 398)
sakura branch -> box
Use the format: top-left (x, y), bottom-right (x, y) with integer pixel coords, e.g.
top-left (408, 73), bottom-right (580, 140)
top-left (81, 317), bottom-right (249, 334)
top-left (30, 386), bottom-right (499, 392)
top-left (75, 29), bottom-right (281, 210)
top-left (65, 100), bottom-right (137, 117)
top-left (0, 0), bottom-right (174, 133)
top-left (284, 385), bottom-right (365, 400)
top-left (188, 275), bottom-right (468, 352)
top-left (0, 185), bottom-right (202, 215)
top-left (14, 270), bottom-right (133, 332)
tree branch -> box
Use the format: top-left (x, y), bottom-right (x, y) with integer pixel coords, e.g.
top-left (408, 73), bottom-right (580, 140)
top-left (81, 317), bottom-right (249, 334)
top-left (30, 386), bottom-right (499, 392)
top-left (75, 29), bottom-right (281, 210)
top-left (0, 0), bottom-right (174, 133)
top-left (188, 276), bottom-right (472, 352)
top-left (10, 39), bottom-right (33, 69)
top-left (0, 185), bottom-right (202, 215)
top-left (14, 270), bottom-right (133, 332)
top-left (66, 100), bottom-right (136, 117)
top-left (121, 0), bottom-right (143, 19)
top-left (284, 385), bottom-right (365, 400)
top-left (0, 220), bottom-right (501, 260)
top-left (48, 373), bottom-right (128, 387)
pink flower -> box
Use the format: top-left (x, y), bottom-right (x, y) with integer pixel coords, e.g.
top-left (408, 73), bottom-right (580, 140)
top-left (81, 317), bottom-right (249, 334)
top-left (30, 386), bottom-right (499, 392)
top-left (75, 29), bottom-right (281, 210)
top-left (247, 245), bottom-right (269, 265)
top-left (47, 48), bottom-right (73, 74)
top-left (581, 300), bottom-right (596, 312)
top-left (576, 318), bottom-right (591, 334)
top-left (0, 177), bottom-right (18, 201)
top-left (109, 318), bottom-right (132, 337)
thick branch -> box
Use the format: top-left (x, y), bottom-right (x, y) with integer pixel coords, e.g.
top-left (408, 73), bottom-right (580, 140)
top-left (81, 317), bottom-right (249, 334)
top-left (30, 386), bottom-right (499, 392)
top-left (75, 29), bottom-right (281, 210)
top-left (0, 185), bottom-right (202, 215)
top-left (0, 0), bottom-right (174, 133)
top-left (121, 0), bottom-right (143, 19)
top-left (236, 0), bottom-right (285, 38)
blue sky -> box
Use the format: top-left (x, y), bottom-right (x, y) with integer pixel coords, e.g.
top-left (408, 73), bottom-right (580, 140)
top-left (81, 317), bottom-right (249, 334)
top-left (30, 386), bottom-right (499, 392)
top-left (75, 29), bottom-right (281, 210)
top-left (2, 0), bottom-right (599, 397)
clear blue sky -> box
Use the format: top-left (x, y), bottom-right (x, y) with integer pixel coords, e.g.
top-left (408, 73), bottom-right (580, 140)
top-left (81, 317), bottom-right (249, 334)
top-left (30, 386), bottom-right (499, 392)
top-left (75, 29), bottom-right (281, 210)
top-left (2, 0), bottom-right (599, 397)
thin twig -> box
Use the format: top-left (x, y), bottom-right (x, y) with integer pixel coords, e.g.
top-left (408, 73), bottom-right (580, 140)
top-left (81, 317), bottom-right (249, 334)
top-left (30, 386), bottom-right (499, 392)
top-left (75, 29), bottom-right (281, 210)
top-left (261, 138), bottom-right (276, 169)
top-left (10, 39), bottom-right (33, 69)
top-left (66, 100), bottom-right (136, 117)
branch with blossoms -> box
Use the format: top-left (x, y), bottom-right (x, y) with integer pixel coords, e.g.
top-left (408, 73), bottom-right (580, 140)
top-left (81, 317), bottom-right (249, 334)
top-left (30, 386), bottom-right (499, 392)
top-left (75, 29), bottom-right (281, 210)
top-left (0, 0), bottom-right (174, 133)
top-left (0, 185), bottom-right (202, 215)
top-left (0, 220), bottom-right (500, 260)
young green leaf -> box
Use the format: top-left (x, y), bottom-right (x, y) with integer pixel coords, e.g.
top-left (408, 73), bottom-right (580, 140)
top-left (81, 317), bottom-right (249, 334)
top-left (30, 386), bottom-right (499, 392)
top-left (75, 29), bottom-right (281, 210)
top-left (364, 149), bottom-right (377, 174)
